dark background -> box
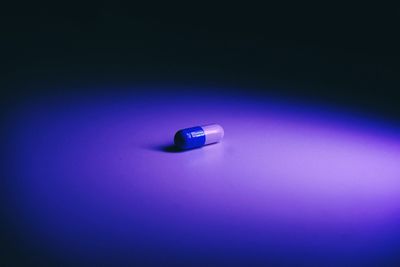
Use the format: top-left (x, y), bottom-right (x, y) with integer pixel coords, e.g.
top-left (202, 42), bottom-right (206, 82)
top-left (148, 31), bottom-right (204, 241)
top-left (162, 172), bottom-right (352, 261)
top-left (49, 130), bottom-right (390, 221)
top-left (1, 2), bottom-right (400, 119)
top-left (1, 1), bottom-right (400, 266)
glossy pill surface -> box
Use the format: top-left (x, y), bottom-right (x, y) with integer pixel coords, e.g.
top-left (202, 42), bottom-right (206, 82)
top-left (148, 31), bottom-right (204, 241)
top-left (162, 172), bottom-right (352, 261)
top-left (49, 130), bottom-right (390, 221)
top-left (174, 124), bottom-right (224, 150)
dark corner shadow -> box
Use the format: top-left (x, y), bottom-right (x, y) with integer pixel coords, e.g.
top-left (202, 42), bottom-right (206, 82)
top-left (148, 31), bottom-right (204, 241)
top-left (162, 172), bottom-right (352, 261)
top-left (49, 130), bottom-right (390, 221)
top-left (153, 144), bottom-right (186, 153)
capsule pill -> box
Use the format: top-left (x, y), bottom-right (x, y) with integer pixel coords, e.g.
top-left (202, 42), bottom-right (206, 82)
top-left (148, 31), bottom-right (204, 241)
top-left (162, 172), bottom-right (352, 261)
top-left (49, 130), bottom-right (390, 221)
top-left (174, 124), bottom-right (224, 150)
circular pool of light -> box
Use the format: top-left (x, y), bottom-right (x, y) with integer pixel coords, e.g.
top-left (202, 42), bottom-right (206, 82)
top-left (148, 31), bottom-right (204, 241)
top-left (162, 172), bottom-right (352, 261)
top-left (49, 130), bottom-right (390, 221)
top-left (3, 87), bottom-right (400, 266)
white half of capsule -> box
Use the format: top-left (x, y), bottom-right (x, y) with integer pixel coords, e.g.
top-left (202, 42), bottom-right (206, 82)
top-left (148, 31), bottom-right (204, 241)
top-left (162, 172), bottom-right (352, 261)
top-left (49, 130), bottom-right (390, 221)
top-left (201, 124), bottom-right (224, 145)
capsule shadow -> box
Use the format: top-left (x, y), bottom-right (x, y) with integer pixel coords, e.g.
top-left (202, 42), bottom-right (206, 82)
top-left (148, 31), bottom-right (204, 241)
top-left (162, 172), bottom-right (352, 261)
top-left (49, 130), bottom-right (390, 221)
top-left (154, 144), bottom-right (186, 153)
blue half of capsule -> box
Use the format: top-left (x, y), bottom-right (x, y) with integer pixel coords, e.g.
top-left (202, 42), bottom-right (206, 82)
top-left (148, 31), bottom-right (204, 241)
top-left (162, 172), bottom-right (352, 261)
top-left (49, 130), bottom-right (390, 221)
top-left (174, 126), bottom-right (206, 150)
top-left (174, 124), bottom-right (224, 150)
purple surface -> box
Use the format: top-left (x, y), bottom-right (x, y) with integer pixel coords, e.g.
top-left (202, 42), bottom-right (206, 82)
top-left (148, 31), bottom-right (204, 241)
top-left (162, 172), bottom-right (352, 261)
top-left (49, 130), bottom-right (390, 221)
top-left (3, 88), bottom-right (400, 265)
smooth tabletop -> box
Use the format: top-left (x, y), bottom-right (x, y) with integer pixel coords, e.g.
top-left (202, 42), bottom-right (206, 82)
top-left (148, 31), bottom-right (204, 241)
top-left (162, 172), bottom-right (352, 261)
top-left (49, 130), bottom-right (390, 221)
top-left (3, 88), bottom-right (400, 266)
